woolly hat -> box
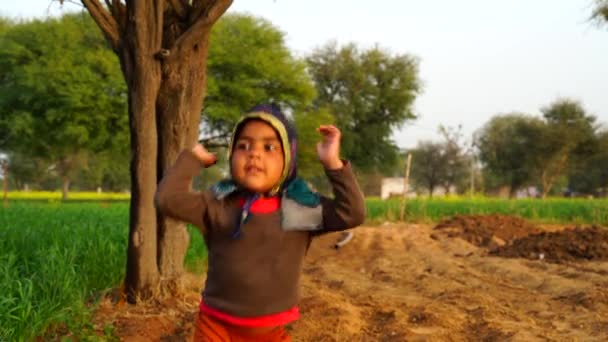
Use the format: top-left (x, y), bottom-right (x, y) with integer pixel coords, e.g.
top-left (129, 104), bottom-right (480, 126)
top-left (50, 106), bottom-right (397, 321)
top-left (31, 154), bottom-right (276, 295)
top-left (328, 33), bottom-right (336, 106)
top-left (211, 104), bottom-right (321, 239)
top-left (227, 104), bottom-right (298, 195)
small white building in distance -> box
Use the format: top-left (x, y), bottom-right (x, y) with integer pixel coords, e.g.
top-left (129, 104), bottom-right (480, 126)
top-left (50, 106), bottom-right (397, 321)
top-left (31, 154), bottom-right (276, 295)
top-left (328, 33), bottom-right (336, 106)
top-left (381, 177), bottom-right (416, 200)
top-left (381, 178), bottom-right (457, 199)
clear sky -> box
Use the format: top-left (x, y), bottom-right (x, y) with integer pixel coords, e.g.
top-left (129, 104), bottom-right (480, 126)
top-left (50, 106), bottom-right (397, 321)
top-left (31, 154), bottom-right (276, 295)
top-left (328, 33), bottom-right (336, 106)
top-left (3, 0), bottom-right (607, 148)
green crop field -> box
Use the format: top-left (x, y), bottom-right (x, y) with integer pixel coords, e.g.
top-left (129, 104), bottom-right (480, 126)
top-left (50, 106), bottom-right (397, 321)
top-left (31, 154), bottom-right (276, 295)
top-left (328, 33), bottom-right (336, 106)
top-left (1, 196), bottom-right (606, 340)
top-left (0, 202), bottom-right (206, 341)
top-left (366, 196), bottom-right (608, 225)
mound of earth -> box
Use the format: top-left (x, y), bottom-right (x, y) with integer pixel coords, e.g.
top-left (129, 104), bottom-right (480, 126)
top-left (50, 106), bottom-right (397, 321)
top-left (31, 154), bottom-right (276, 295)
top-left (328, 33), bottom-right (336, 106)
top-left (433, 214), bottom-right (540, 248)
top-left (491, 225), bottom-right (608, 263)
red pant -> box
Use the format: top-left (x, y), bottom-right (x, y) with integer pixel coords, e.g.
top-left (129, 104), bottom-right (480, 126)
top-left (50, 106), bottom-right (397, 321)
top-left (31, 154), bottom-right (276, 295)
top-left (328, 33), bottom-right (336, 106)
top-left (193, 311), bottom-right (291, 342)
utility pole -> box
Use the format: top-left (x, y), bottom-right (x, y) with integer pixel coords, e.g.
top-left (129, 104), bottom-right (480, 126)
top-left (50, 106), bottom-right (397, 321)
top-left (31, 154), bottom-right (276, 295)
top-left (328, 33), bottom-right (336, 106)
top-left (470, 156), bottom-right (475, 196)
top-left (400, 153), bottom-right (412, 221)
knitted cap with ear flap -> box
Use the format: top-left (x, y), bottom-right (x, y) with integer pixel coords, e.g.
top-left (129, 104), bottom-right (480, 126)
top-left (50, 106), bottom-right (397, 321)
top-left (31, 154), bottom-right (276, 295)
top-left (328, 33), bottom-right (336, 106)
top-left (211, 104), bottom-right (321, 239)
top-left (227, 104), bottom-right (298, 195)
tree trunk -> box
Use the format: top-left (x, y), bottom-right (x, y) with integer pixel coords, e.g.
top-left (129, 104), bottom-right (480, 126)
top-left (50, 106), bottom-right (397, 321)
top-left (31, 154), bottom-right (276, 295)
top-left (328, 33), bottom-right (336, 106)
top-left (61, 176), bottom-right (70, 201)
top-left (121, 2), bottom-right (163, 302)
top-left (541, 154), bottom-right (568, 200)
top-left (444, 182), bottom-right (451, 195)
top-left (541, 171), bottom-right (552, 199)
top-left (508, 186), bottom-right (517, 199)
top-left (155, 34), bottom-right (212, 290)
top-left (2, 160), bottom-right (7, 207)
top-left (57, 157), bottom-right (71, 201)
top-left (508, 177), bottom-right (519, 199)
top-left (82, 0), bottom-right (232, 302)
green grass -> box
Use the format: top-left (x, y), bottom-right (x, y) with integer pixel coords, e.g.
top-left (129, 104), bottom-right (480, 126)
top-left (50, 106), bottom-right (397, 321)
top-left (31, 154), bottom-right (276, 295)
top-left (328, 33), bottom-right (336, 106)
top-left (0, 202), bottom-right (207, 341)
top-left (366, 196), bottom-right (608, 225)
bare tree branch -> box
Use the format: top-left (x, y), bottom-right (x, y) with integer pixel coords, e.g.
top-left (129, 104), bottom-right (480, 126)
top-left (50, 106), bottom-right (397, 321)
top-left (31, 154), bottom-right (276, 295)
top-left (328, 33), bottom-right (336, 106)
top-left (81, 0), bottom-right (120, 51)
top-left (57, 0), bottom-right (83, 7)
top-left (121, 0), bottom-right (164, 53)
top-left (592, 0), bottom-right (608, 25)
top-left (103, 0), bottom-right (127, 36)
top-left (113, 0), bottom-right (127, 33)
top-left (189, 0), bottom-right (208, 23)
top-left (173, 0), bottom-right (232, 52)
top-left (168, 0), bottom-right (188, 20)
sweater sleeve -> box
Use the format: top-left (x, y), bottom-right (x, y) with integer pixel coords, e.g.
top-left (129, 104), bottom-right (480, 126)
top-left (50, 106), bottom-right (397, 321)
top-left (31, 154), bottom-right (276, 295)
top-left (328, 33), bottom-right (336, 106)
top-left (319, 160), bottom-right (366, 232)
top-left (154, 149), bottom-right (211, 232)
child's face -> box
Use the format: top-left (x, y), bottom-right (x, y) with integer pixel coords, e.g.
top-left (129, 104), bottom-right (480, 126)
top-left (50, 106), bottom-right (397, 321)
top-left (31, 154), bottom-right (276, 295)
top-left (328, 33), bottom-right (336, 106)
top-left (231, 120), bottom-right (285, 194)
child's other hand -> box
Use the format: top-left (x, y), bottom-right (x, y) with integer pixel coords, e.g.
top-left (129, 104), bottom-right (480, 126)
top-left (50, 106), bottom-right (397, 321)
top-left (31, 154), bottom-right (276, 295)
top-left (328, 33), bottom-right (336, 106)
top-left (191, 143), bottom-right (217, 167)
top-left (316, 125), bottom-right (344, 170)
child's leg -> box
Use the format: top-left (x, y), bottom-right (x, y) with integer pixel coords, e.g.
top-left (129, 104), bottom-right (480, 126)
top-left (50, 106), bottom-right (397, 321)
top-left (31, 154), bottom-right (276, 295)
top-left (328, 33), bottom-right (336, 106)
top-left (230, 326), bottom-right (291, 342)
top-left (193, 311), bottom-right (230, 342)
top-left (192, 311), bottom-right (291, 342)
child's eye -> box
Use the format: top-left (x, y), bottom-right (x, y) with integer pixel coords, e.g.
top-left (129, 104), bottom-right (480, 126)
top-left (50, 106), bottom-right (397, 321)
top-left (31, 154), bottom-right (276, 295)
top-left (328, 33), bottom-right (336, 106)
top-left (264, 143), bottom-right (277, 152)
top-left (236, 142), bottom-right (250, 151)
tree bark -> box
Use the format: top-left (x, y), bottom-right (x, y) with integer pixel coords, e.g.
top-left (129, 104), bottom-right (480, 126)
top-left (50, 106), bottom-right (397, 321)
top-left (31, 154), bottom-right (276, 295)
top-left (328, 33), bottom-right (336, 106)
top-left (57, 157), bottom-right (72, 201)
top-left (541, 171), bottom-right (553, 199)
top-left (83, 0), bottom-right (233, 302)
top-left (540, 153), bottom-right (568, 200)
top-left (156, 34), bottom-right (211, 289)
top-left (61, 176), bottom-right (70, 201)
top-left (120, 1), bottom-right (163, 302)
top-left (443, 182), bottom-right (451, 195)
top-left (509, 183), bottom-right (517, 199)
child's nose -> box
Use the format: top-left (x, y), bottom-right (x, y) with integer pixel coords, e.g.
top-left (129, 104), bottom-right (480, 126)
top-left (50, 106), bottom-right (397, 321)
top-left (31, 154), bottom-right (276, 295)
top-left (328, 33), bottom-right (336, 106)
top-left (247, 144), bottom-right (263, 158)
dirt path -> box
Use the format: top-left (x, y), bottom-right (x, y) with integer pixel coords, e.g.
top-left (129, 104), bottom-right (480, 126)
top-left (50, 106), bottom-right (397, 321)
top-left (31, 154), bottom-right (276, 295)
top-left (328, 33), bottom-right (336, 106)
top-left (293, 224), bottom-right (608, 341)
top-left (95, 223), bottom-right (608, 341)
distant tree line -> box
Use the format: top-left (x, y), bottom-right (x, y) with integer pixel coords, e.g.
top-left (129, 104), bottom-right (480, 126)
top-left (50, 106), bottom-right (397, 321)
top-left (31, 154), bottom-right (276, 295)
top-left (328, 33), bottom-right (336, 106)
top-left (406, 99), bottom-right (608, 198)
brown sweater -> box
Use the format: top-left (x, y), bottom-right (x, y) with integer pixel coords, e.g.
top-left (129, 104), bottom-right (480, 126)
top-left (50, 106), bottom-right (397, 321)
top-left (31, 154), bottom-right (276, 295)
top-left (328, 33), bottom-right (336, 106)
top-left (155, 150), bottom-right (365, 317)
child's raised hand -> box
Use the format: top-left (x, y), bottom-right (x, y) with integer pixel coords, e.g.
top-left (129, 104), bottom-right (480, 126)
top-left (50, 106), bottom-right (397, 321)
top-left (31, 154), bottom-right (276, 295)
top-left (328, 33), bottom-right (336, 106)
top-left (191, 143), bottom-right (217, 167)
top-left (316, 125), bottom-right (344, 170)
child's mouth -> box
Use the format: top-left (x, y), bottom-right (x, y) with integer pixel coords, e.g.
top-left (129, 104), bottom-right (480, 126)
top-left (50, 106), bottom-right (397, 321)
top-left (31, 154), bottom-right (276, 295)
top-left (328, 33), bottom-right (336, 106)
top-left (245, 165), bottom-right (264, 174)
